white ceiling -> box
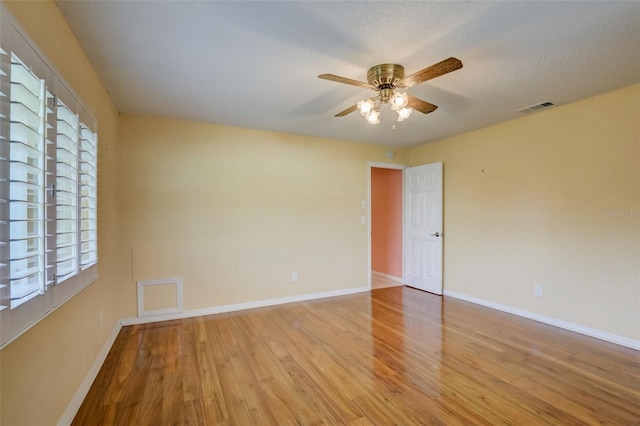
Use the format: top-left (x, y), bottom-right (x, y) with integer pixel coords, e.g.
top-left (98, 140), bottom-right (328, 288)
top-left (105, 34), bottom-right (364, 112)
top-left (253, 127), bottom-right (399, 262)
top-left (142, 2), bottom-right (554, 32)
top-left (55, 1), bottom-right (639, 147)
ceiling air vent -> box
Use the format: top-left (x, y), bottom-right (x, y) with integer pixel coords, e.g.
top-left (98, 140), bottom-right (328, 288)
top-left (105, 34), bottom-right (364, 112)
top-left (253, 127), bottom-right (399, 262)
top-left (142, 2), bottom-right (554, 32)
top-left (517, 101), bottom-right (556, 114)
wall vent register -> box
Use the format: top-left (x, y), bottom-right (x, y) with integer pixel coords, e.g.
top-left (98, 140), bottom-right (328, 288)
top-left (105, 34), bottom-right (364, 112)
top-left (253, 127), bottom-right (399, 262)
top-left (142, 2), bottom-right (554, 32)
top-left (517, 101), bottom-right (556, 114)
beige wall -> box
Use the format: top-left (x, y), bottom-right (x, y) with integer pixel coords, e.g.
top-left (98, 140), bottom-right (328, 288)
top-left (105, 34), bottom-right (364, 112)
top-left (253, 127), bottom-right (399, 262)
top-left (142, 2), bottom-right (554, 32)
top-left (1, 1), bottom-right (125, 424)
top-left (409, 84), bottom-right (640, 341)
top-left (1, 1), bottom-right (637, 424)
top-left (118, 116), bottom-right (407, 311)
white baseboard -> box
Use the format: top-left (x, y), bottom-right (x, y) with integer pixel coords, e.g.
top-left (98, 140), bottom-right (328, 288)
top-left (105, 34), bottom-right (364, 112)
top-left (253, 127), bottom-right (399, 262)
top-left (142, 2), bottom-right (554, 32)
top-left (58, 321), bottom-right (123, 426)
top-left (121, 285), bottom-right (369, 326)
top-left (443, 290), bottom-right (640, 351)
top-left (371, 271), bottom-right (403, 283)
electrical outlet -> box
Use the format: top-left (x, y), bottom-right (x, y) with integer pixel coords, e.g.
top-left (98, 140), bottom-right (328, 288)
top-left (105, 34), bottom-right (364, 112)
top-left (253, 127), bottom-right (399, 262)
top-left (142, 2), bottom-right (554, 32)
top-left (534, 284), bottom-right (543, 297)
top-left (291, 272), bottom-right (298, 282)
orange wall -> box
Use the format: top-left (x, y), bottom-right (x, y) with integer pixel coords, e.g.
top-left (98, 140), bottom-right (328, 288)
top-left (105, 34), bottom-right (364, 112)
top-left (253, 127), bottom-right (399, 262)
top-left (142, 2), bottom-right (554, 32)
top-left (371, 168), bottom-right (403, 278)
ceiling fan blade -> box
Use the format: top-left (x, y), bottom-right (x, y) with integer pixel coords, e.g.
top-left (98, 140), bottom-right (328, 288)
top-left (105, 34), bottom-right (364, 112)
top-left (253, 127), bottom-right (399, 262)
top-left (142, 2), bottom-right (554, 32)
top-left (335, 104), bottom-right (358, 117)
top-left (407, 95), bottom-right (438, 114)
top-left (318, 74), bottom-right (373, 90)
top-left (401, 57), bottom-right (463, 88)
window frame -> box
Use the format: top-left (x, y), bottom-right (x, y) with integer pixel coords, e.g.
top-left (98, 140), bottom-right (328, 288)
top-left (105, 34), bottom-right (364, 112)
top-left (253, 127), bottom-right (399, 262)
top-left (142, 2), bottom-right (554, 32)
top-left (0, 6), bottom-right (99, 349)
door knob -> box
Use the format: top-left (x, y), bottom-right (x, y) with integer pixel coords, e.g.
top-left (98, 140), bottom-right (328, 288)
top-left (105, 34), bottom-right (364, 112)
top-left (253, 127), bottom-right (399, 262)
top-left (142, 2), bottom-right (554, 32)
top-left (430, 232), bottom-right (441, 237)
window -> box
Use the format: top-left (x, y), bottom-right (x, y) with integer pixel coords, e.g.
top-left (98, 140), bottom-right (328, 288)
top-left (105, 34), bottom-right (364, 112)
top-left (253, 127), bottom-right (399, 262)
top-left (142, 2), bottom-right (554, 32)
top-left (7, 51), bottom-right (48, 309)
top-left (0, 9), bottom-right (98, 348)
top-left (79, 120), bottom-right (97, 269)
top-left (56, 95), bottom-right (79, 283)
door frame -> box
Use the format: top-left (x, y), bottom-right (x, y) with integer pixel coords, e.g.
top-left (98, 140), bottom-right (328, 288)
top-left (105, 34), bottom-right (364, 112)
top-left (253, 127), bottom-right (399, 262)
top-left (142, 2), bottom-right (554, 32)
top-left (367, 162), bottom-right (407, 290)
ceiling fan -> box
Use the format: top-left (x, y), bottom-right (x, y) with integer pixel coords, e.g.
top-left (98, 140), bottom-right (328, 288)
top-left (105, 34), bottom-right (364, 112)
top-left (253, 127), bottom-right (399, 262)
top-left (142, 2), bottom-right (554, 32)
top-left (318, 57), bottom-right (463, 124)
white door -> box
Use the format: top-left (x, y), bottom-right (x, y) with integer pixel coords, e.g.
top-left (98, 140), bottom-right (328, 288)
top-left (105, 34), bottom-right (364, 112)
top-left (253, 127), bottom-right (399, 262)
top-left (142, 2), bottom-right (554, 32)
top-left (403, 162), bottom-right (443, 294)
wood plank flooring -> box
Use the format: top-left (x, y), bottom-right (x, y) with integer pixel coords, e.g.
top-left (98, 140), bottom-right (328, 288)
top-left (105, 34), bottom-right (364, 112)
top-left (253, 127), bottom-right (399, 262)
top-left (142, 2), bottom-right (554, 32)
top-left (73, 287), bottom-right (640, 425)
top-left (371, 274), bottom-right (403, 290)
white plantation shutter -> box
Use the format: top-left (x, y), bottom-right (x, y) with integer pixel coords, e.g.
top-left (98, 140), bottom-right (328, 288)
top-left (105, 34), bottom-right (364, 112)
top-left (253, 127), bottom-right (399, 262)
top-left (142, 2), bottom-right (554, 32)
top-left (43, 87), bottom-right (57, 297)
top-left (0, 46), bottom-right (9, 316)
top-left (51, 86), bottom-right (98, 307)
top-left (0, 8), bottom-right (99, 347)
top-left (8, 52), bottom-right (46, 309)
top-left (0, 21), bottom-right (56, 347)
top-left (55, 94), bottom-right (78, 282)
top-left (78, 119), bottom-right (97, 270)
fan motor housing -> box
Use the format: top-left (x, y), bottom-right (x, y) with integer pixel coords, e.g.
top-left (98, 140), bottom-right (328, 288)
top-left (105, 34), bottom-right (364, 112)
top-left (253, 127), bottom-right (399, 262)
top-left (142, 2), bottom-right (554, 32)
top-left (367, 64), bottom-right (405, 88)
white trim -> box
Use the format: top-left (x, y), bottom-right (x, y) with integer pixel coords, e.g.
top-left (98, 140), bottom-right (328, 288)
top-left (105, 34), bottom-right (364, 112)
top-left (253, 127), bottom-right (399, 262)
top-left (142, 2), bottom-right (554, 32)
top-left (367, 162), bottom-right (406, 170)
top-left (136, 277), bottom-right (183, 318)
top-left (372, 271), bottom-right (403, 283)
top-left (367, 162), bottom-right (406, 291)
top-left (443, 290), bottom-right (640, 351)
top-left (57, 321), bottom-right (122, 426)
top-left (122, 285), bottom-right (369, 326)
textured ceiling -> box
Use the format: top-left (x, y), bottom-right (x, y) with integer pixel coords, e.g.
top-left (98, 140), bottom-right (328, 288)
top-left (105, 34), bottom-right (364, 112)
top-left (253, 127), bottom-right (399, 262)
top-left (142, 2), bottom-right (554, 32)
top-left (55, 1), bottom-right (640, 147)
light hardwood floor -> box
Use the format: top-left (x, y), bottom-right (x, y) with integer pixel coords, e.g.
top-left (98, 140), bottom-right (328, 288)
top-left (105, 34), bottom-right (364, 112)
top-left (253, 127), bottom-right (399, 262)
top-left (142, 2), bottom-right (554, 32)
top-left (73, 287), bottom-right (640, 425)
top-left (371, 273), bottom-right (403, 290)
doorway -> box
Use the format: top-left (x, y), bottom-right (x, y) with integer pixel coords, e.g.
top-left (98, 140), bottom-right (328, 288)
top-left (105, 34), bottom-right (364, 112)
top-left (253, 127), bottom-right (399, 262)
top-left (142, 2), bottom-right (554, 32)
top-left (368, 163), bottom-right (405, 289)
top-left (367, 161), bottom-right (444, 294)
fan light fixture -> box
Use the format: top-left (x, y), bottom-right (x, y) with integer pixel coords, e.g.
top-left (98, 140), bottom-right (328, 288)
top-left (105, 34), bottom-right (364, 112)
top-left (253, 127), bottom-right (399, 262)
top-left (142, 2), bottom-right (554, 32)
top-left (365, 108), bottom-right (381, 124)
top-left (390, 92), bottom-right (408, 110)
top-left (357, 91), bottom-right (413, 125)
top-left (357, 99), bottom-right (374, 116)
top-left (397, 107), bottom-right (412, 122)
top-left (318, 58), bottom-right (464, 125)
